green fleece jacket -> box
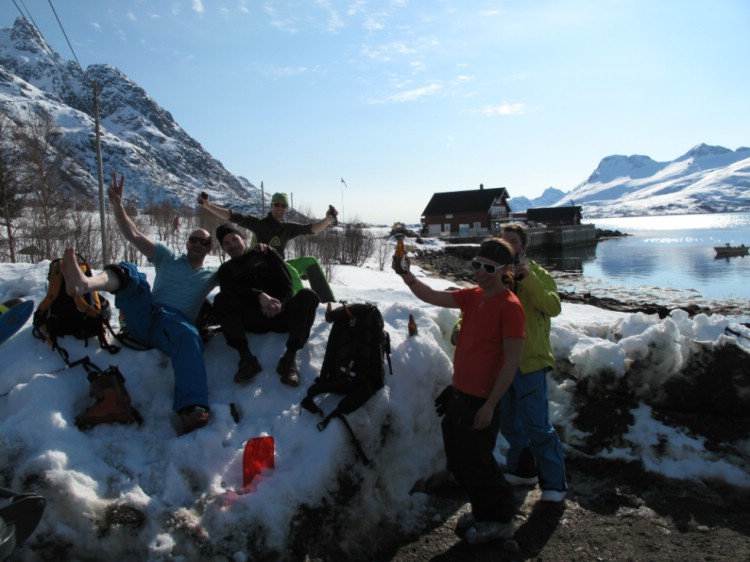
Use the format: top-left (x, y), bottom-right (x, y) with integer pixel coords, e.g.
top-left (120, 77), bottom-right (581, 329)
top-left (515, 259), bottom-right (561, 374)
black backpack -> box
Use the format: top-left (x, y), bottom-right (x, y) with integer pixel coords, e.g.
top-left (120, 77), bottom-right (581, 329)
top-left (301, 302), bottom-right (392, 464)
top-left (32, 255), bottom-right (119, 364)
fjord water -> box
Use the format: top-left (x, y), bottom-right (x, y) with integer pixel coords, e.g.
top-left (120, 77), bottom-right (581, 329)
top-left (537, 212), bottom-right (750, 319)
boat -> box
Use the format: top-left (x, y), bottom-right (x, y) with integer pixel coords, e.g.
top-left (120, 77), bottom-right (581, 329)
top-left (714, 243), bottom-right (748, 257)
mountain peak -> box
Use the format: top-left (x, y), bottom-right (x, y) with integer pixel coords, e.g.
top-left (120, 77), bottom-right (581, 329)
top-left (586, 154), bottom-right (663, 184)
top-left (677, 143), bottom-right (733, 161)
top-left (0, 18), bottom-right (263, 214)
top-left (6, 16), bottom-right (59, 62)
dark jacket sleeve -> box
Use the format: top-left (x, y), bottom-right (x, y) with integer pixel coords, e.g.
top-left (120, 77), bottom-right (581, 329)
top-left (266, 248), bottom-right (294, 306)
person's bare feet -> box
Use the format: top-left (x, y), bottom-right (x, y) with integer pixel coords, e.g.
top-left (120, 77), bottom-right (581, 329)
top-left (61, 248), bottom-right (90, 297)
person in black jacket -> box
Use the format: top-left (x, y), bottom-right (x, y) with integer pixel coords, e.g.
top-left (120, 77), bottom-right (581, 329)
top-left (213, 224), bottom-right (320, 387)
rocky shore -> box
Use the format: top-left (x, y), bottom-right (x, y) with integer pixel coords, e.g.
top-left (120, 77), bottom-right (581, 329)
top-left (412, 247), bottom-right (746, 322)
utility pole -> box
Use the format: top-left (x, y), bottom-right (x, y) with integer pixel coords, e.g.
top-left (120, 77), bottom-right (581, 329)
top-left (93, 82), bottom-right (107, 265)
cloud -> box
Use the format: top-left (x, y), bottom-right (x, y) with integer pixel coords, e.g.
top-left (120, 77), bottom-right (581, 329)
top-left (264, 5), bottom-right (300, 33)
top-left (361, 41), bottom-right (417, 62)
top-left (480, 102), bottom-right (526, 116)
top-left (387, 81), bottom-right (442, 102)
top-left (192, 0), bottom-right (204, 14)
top-left (266, 66), bottom-right (309, 79)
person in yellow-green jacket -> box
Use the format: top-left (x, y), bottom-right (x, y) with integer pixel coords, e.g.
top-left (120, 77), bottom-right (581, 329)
top-left (499, 223), bottom-right (567, 503)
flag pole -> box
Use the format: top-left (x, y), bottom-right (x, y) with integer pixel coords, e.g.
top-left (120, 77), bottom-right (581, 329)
top-left (340, 178), bottom-right (347, 224)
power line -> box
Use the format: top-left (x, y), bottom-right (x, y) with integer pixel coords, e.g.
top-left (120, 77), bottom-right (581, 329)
top-left (46, 0), bottom-right (82, 69)
top-left (12, 0), bottom-right (45, 41)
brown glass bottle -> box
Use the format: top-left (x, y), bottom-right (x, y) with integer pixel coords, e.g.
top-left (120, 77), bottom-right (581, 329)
top-left (328, 205), bottom-right (338, 226)
top-left (408, 313), bottom-right (418, 337)
top-left (394, 235), bottom-right (410, 274)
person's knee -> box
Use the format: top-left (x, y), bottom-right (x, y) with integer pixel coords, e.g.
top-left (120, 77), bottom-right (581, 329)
top-left (103, 264), bottom-right (130, 291)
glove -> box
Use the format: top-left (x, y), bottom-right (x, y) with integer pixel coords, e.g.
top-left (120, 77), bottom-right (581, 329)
top-left (434, 385), bottom-right (452, 417)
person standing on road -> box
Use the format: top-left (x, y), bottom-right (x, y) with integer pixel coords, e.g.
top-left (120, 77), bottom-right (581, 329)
top-left (500, 223), bottom-right (567, 503)
top-left (395, 238), bottom-right (525, 544)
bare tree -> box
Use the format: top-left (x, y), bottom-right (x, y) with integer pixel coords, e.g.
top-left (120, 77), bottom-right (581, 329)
top-left (14, 108), bottom-right (74, 261)
top-left (0, 114), bottom-right (25, 263)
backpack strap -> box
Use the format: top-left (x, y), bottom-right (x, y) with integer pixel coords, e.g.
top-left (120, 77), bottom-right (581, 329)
top-left (317, 410), bottom-right (372, 466)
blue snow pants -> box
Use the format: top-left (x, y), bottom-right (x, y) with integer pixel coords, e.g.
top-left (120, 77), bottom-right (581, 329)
top-left (113, 262), bottom-right (209, 413)
top-left (500, 368), bottom-right (567, 492)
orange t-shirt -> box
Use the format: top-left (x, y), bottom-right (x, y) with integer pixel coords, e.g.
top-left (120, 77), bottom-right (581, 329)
top-left (451, 287), bottom-right (525, 398)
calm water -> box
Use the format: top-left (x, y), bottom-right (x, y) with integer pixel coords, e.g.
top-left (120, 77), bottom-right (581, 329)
top-left (531, 212), bottom-right (750, 321)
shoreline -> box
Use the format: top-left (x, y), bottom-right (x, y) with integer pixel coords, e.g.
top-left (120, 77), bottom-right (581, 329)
top-left (412, 251), bottom-right (749, 325)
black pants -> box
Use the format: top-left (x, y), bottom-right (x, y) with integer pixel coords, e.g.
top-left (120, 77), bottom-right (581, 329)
top-left (441, 387), bottom-right (516, 523)
top-left (214, 288), bottom-right (319, 351)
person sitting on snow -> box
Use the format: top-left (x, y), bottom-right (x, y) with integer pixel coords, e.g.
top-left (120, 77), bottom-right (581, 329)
top-left (62, 173), bottom-right (218, 434)
top-left (213, 223), bottom-right (320, 387)
top-left (197, 192), bottom-right (336, 303)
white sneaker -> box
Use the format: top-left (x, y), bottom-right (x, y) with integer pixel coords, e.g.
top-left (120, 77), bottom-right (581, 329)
top-left (541, 489), bottom-right (566, 503)
top-left (504, 472), bottom-right (537, 486)
top-left (464, 520), bottom-right (515, 544)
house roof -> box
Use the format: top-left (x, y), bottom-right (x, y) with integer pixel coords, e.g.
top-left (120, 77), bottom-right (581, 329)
top-left (526, 206), bottom-right (582, 220)
top-left (421, 187), bottom-right (509, 216)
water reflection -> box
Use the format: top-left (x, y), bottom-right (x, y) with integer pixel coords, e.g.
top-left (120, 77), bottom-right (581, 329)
top-left (528, 244), bottom-right (597, 273)
top-left (528, 213), bottom-right (750, 308)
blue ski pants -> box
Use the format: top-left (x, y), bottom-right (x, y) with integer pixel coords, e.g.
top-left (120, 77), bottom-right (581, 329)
top-left (500, 368), bottom-right (567, 492)
top-left (113, 262), bottom-right (209, 413)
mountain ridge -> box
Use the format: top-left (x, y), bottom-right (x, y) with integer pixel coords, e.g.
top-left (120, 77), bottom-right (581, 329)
top-left (1, 17), bottom-right (263, 214)
top-left (2, 17), bottom-right (748, 221)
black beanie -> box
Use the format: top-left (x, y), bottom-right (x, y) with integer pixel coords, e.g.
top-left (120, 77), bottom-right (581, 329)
top-left (216, 223), bottom-right (243, 245)
top-left (476, 239), bottom-right (514, 265)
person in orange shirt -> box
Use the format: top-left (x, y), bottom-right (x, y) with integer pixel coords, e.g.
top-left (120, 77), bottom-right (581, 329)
top-left (394, 238), bottom-right (525, 545)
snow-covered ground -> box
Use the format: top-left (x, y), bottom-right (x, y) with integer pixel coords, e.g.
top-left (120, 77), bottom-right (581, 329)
top-left (1, 245), bottom-right (749, 560)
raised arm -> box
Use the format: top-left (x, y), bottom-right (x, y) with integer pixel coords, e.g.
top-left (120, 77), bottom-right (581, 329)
top-left (395, 260), bottom-right (458, 308)
top-left (197, 192), bottom-right (231, 221)
top-left (108, 173), bottom-right (156, 260)
top-left (309, 205), bottom-right (338, 234)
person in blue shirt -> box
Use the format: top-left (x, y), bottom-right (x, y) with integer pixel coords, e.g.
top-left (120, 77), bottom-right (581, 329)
top-left (61, 173), bottom-right (218, 434)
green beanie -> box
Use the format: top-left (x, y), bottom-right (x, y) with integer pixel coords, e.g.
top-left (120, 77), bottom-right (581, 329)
top-left (271, 192), bottom-right (289, 206)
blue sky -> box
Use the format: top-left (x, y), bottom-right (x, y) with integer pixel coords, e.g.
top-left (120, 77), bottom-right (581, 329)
top-left (3, 0), bottom-right (749, 224)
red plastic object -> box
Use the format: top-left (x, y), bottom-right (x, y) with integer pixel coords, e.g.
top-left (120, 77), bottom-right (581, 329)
top-left (242, 436), bottom-right (275, 487)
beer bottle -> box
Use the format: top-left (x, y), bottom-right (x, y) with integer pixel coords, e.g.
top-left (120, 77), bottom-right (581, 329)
top-left (328, 205), bottom-right (339, 226)
top-left (394, 235), bottom-right (410, 274)
top-left (408, 313), bottom-right (418, 337)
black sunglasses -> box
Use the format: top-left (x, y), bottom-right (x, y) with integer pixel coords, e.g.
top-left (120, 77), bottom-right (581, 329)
top-left (272, 202), bottom-right (288, 208)
top-left (188, 236), bottom-right (212, 247)
top-left (471, 260), bottom-right (500, 274)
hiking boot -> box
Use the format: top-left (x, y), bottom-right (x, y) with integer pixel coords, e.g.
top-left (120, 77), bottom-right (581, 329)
top-left (75, 369), bottom-right (135, 429)
top-left (464, 520), bottom-right (515, 544)
top-left (504, 472), bottom-right (538, 486)
top-left (454, 511), bottom-right (476, 538)
top-left (234, 355), bottom-right (262, 384)
top-left (540, 489), bottom-right (566, 503)
top-left (180, 406), bottom-right (210, 434)
top-left (276, 353), bottom-right (300, 387)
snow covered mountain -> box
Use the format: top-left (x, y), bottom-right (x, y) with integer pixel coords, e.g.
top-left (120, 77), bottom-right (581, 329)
top-left (0, 17), bottom-right (263, 213)
top-left (508, 186), bottom-right (567, 214)
top-left (552, 144), bottom-right (750, 218)
top-left (2, 16), bottom-right (748, 220)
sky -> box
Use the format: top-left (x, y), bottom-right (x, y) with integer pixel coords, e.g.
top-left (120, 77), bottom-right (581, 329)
top-left (2, 1), bottom-right (750, 224)
top-left (1, 231), bottom-right (749, 559)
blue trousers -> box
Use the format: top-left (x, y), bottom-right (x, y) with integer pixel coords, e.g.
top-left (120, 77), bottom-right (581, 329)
top-left (500, 368), bottom-right (567, 492)
top-left (113, 262), bottom-right (209, 413)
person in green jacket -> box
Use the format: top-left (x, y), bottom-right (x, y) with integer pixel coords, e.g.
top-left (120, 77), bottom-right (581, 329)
top-left (197, 192), bottom-right (336, 302)
top-left (499, 223), bottom-right (567, 503)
